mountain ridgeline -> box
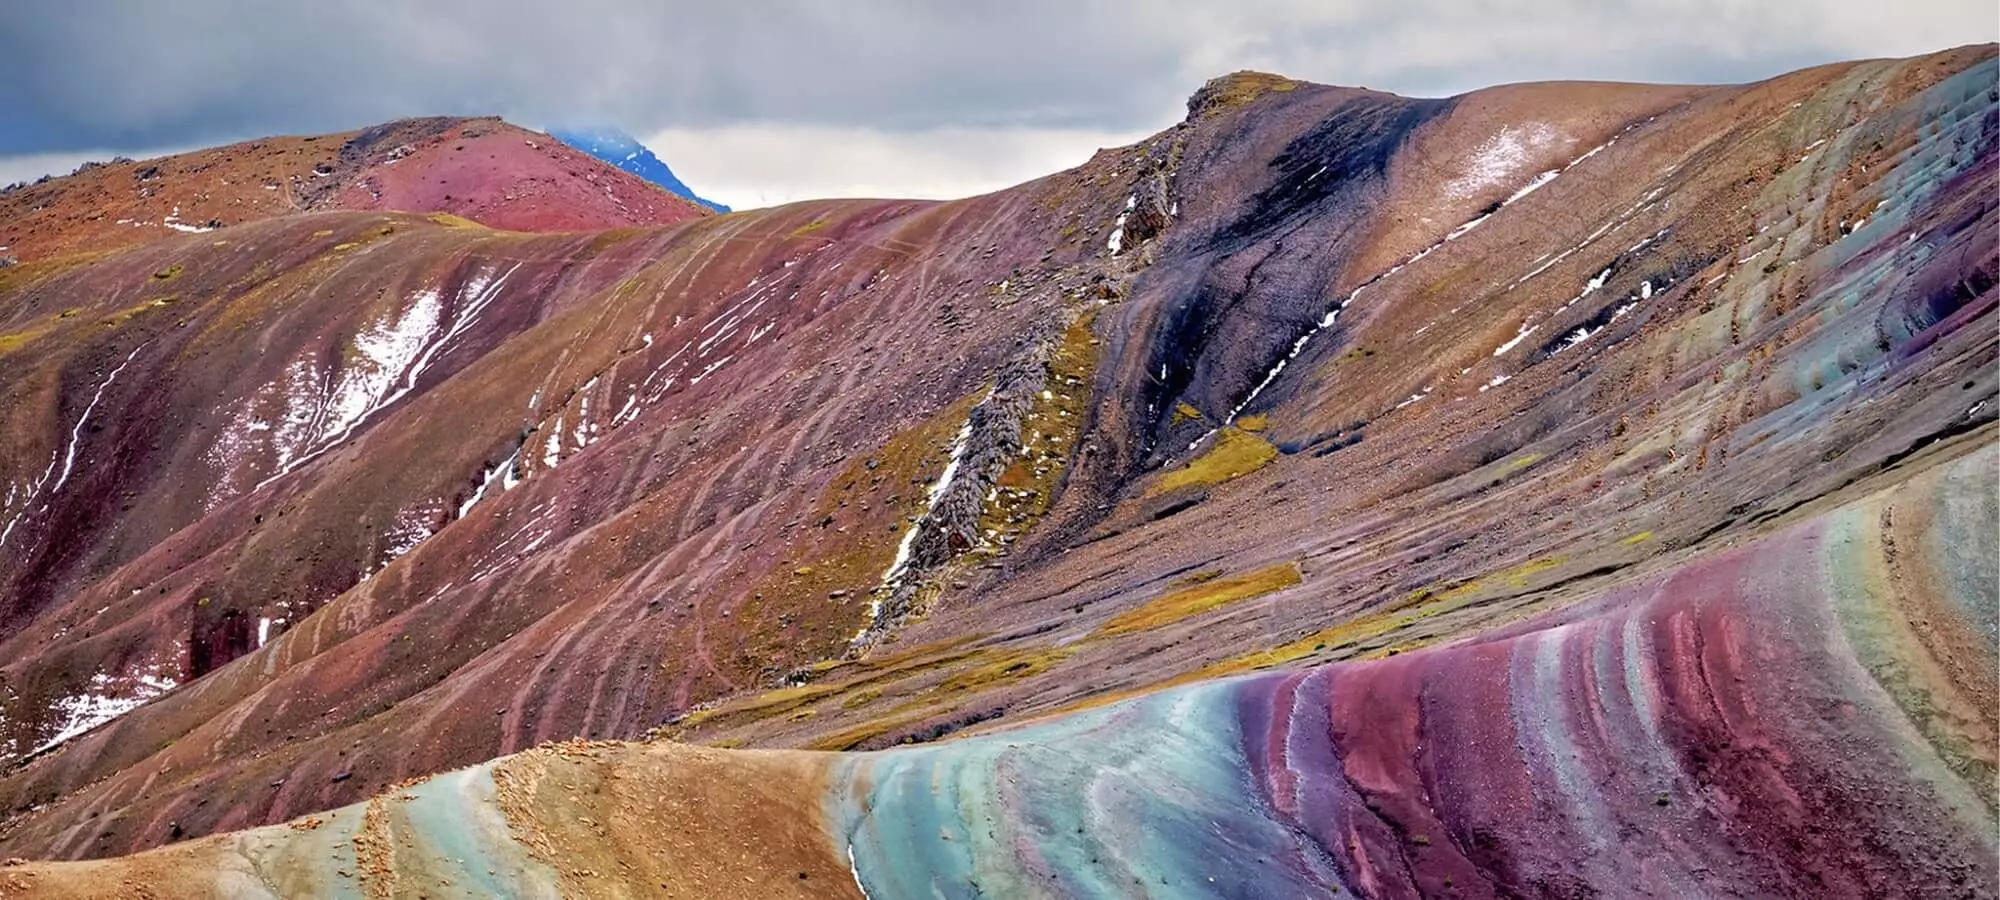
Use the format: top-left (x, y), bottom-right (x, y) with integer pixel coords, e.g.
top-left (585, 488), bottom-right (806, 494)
top-left (0, 46), bottom-right (1992, 898)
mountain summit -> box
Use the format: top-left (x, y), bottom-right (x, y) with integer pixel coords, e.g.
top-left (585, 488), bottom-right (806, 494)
top-left (552, 126), bottom-right (730, 212)
top-left (0, 116), bottom-right (710, 261)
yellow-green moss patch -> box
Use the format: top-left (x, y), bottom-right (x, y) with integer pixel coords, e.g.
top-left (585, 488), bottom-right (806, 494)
top-left (1096, 561), bottom-right (1302, 637)
top-left (0, 324), bottom-right (54, 357)
top-left (674, 635), bottom-right (985, 732)
top-left (1149, 426), bottom-right (1278, 495)
top-left (725, 391), bottom-right (982, 674)
top-left (1500, 557), bottom-right (1562, 588)
top-left (1170, 568), bottom-right (1222, 587)
top-left (802, 647), bottom-right (1078, 750)
top-left (840, 689), bottom-right (881, 710)
top-left (426, 212), bottom-right (487, 229)
top-left (1193, 72), bottom-right (1303, 117)
top-left (932, 646), bottom-right (1077, 694)
top-left (978, 311), bottom-right (1100, 545)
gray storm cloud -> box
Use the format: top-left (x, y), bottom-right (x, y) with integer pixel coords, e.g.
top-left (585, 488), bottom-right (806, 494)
top-left (1, 0), bottom-right (1991, 157)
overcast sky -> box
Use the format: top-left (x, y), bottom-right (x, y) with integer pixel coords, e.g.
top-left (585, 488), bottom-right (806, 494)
top-left (2, 1), bottom-right (1991, 208)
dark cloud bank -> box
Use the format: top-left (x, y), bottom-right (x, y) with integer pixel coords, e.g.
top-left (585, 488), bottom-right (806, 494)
top-left (1, 0), bottom-right (1990, 155)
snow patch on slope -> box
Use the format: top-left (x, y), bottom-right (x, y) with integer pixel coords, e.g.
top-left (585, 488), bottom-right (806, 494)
top-left (861, 422), bottom-right (974, 642)
top-left (1224, 121), bottom-right (1654, 420)
top-left (19, 664), bottom-right (179, 759)
top-left (202, 265), bottom-right (519, 502)
top-left (1, 345), bottom-right (146, 548)
top-left (1444, 124), bottom-right (1562, 201)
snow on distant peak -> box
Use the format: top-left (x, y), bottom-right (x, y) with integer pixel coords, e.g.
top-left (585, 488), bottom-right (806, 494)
top-left (551, 126), bottom-right (729, 213)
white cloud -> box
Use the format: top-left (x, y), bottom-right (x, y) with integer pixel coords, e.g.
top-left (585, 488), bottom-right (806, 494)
top-left (5, 0), bottom-right (1991, 206)
top-left (0, 151), bottom-right (125, 187)
top-left (7, 0), bottom-right (1990, 159)
top-left (0, 147), bottom-right (192, 188)
top-left (642, 125), bottom-right (1156, 211)
top-left (0, 126), bottom-right (1159, 213)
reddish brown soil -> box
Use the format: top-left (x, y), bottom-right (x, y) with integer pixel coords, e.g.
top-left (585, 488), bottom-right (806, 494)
top-left (0, 117), bottom-right (707, 263)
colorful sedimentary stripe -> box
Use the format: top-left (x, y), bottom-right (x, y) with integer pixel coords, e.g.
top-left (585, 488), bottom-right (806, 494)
top-left (826, 445), bottom-right (1995, 898)
top-left (8, 446), bottom-right (1992, 898)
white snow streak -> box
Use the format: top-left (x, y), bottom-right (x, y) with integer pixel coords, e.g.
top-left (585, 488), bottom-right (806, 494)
top-left (1504, 169), bottom-right (1561, 205)
top-left (23, 669), bottom-right (178, 758)
top-left (1107, 193), bottom-right (1136, 255)
top-left (1225, 127), bottom-right (1631, 419)
top-left (847, 844), bottom-right (875, 900)
top-left (1493, 322), bottom-right (1539, 357)
top-left (543, 416), bottom-right (565, 468)
top-left (241, 267), bottom-right (517, 492)
top-left (1444, 124), bottom-right (1561, 200)
top-left (861, 422), bottom-right (975, 641)
top-left (51, 344), bottom-right (145, 496)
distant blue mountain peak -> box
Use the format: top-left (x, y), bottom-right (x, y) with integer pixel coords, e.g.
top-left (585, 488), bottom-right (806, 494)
top-left (552, 126), bottom-right (729, 213)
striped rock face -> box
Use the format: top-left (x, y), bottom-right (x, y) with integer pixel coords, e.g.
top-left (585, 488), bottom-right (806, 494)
top-left (0, 45), bottom-right (1992, 899)
top-left (7, 446), bottom-right (1992, 897)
